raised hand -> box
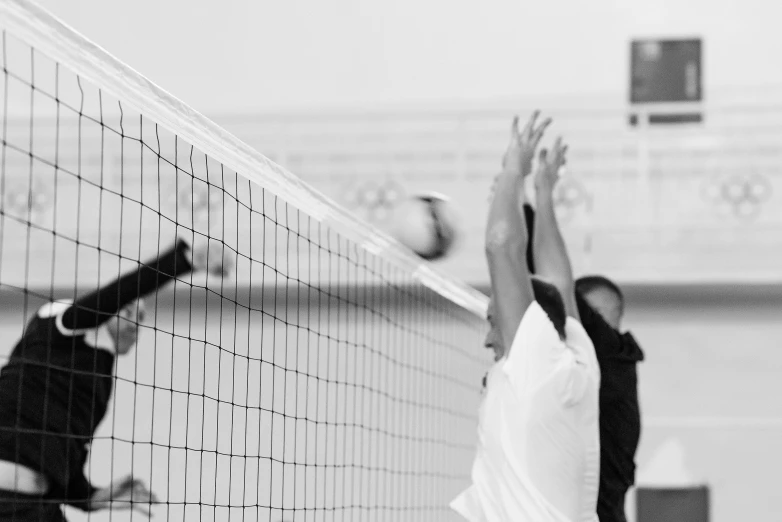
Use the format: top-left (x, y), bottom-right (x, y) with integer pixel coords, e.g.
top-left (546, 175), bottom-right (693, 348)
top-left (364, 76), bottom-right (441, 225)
top-left (90, 475), bottom-right (159, 517)
top-left (501, 111), bottom-right (551, 179)
top-left (535, 136), bottom-right (568, 194)
top-left (184, 236), bottom-right (234, 277)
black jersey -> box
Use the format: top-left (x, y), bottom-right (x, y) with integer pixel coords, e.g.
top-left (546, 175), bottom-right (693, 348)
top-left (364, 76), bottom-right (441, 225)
top-left (576, 293), bottom-right (644, 522)
top-left (0, 240), bottom-right (192, 510)
top-left (0, 303), bottom-right (115, 509)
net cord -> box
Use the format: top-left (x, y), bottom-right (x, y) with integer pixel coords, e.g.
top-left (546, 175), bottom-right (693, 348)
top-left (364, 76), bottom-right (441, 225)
top-left (0, 0), bottom-right (490, 318)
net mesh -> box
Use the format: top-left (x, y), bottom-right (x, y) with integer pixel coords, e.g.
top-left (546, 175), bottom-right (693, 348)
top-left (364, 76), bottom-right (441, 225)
top-left (0, 9), bottom-right (489, 522)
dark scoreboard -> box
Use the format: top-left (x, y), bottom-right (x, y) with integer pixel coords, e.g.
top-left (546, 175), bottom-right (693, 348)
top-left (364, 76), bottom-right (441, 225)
top-left (630, 39), bottom-right (702, 104)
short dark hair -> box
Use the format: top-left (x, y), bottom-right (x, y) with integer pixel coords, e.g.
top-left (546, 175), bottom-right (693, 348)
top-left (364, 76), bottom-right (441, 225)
top-left (531, 278), bottom-right (566, 339)
top-left (576, 275), bottom-right (624, 310)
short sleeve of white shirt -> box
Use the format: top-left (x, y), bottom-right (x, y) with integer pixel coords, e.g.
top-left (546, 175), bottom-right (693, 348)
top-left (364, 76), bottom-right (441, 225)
top-left (502, 301), bottom-right (566, 395)
top-left (564, 317), bottom-right (594, 360)
top-left (560, 317), bottom-right (600, 406)
top-left (450, 485), bottom-right (488, 522)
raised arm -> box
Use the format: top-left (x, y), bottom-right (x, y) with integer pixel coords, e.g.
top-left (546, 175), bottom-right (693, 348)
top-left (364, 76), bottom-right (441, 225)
top-left (526, 205), bottom-right (641, 365)
top-left (60, 237), bottom-right (232, 333)
top-left (486, 113), bottom-right (549, 354)
top-left (531, 140), bottom-right (580, 321)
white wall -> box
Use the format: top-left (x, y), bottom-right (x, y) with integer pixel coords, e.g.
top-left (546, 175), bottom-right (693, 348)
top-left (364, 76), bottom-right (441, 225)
top-left (33, 0), bottom-right (782, 114)
top-left (622, 287), bottom-right (782, 521)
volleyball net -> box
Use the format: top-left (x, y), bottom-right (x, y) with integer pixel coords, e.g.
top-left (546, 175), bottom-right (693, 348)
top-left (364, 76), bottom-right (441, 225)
top-left (0, 1), bottom-right (490, 520)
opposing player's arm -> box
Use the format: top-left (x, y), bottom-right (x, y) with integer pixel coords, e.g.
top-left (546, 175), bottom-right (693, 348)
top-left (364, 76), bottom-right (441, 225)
top-left (58, 237), bottom-right (232, 335)
top-left (487, 113), bottom-right (549, 354)
top-left (532, 140), bottom-right (580, 321)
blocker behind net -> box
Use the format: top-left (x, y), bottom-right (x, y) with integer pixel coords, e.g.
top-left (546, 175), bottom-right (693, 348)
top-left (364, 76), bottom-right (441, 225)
top-left (0, 2), bottom-right (490, 521)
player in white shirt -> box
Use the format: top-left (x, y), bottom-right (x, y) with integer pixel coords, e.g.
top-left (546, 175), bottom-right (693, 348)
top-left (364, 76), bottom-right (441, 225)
top-left (451, 112), bottom-right (601, 522)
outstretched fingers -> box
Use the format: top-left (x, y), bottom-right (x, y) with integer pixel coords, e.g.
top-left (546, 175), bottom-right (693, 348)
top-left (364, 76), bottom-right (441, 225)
top-left (521, 110), bottom-right (539, 139)
top-left (531, 118), bottom-right (552, 147)
top-left (553, 137), bottom-right (567, 167)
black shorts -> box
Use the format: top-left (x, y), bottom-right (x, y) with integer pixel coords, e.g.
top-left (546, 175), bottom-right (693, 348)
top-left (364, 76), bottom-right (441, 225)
top-left (0, 490), bottom-right (66, 522)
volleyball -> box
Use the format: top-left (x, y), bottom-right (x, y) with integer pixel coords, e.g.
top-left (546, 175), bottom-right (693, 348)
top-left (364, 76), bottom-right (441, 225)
top-left (391, 193), bottom-right (458, 261)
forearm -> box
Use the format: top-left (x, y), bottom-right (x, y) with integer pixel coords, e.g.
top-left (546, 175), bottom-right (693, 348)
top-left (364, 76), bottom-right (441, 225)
top-left (61, 240), bottom-right (193, 331)
top-left (486, 171), bottom-right (534, 350)
top-left (487, 171), bottom-right (528, 254)
top-left (533, 193), bottom-right (572, 285)
top-left (533, 190), bottom-right (578, 317)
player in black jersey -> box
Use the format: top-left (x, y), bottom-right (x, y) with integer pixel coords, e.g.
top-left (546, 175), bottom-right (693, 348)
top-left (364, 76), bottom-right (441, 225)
top-left (0, 237), bottom-right (232, 521)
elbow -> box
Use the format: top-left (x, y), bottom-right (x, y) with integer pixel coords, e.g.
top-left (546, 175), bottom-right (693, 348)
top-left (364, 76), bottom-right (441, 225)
top-left (485, 243), bottom-right (522, 268)
top-left (485, 239), bottom-right (529, 285)
top-left (485, 242), bottom-right (510, 259)
top-left (485, 234), bottom-right (526, 259)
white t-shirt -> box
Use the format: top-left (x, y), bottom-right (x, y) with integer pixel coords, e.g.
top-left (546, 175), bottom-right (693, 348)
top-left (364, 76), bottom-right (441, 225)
top-left (451, 301), bottom-right (601, 522)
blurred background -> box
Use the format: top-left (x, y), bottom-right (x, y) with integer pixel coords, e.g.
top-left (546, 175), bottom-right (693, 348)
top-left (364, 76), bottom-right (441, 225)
top-left (2, 0), bottom-right (782, 520)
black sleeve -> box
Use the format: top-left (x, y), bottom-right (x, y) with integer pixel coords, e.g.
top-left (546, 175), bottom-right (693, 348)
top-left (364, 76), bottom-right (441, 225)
top-left (60, 240), bottom-right (193, 331)
top-left (61, 472), bottom-right (98, 511)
